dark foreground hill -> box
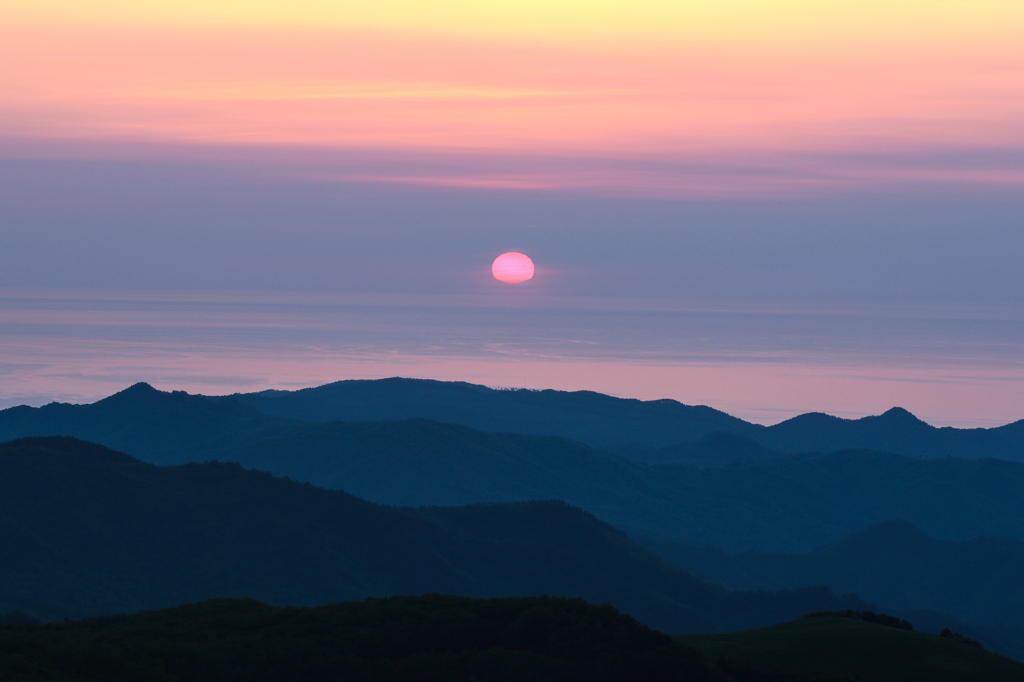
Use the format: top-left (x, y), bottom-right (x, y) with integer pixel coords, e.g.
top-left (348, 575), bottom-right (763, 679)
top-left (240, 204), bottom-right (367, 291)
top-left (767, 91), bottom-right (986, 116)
top-left (639, 520), bottom-right (1024, 635)
top-left (0, 437), bottom-right (866, 633)
top-left (678, 614), bottom-right (1024, 682)
top-left (5, 386), bottom-right (1024, 553)
top-left (228, 377), bottom-right (1024, 459)
top-left (5, 599), bottom-right (1021, 682)
top-left (0, 595), bottom-right (719, 682)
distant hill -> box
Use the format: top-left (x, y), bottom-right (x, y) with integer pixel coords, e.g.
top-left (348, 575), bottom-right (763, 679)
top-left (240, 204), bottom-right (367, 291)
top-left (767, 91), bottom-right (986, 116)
top-left (5, 386), bottom-right (1024, 552)
top-left (0, 436), bottom-right (869, 634)
top-left (644, 449), bottom-right (1024, 551)
top-left (637, 520), bottom-right (1024, 633)
top-left (0, 383), bottom-right (285, 463)
top-left (230, 377), bottom-right (750, 448)
top-left (0, 595), bottom-right (719, 682)
top-left (755, 406), bottom-right (1024, 460)
top-left (229, 377), bottom-right (1024, 459)
top-left (6, 378), bottom-right (1022, 460)
top-left (678, 615), bottom-right (1024, 682)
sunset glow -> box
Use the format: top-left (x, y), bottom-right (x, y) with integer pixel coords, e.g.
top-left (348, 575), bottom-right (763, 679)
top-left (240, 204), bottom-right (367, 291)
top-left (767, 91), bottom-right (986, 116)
top-left (1, 2), bottom-right (1023, 439)
top-left (1, 1), bottom-right (1021, 195)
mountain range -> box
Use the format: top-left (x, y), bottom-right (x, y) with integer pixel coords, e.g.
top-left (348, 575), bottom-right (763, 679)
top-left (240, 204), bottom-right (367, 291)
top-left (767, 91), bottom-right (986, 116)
top-left (3, 383), bottom-right (1024, 553)
top-left (638, 520), bottom-right (1024, 639)
top-left (5, 379), bottom-right (1024, 663)
top-left (0, 436), bottom-right (870, 636)
top-left (229, 377), bottom-right (1024, 459)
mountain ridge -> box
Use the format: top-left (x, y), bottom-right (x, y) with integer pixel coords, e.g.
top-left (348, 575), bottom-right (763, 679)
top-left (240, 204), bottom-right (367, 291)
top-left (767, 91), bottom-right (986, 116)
top-left (0, 435), bottom-right (868, 636)
top-left (227, 377), bottom-right (1024, 459)
top-left (5, 385), bottom-right (1024, 552)
top-left (636, 519), bottom-right (1024, 646)
top-left (9, 379), bottom-right (1023, 460)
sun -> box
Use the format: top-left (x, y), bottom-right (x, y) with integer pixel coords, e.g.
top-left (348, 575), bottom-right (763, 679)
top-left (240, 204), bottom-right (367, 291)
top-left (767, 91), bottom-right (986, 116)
top-left (492, 252), bottom-right (535, 283)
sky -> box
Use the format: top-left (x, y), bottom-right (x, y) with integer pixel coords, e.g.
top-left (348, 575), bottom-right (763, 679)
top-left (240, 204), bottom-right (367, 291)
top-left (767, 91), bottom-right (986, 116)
top-left (1, 1), bottom-right (1022, 425)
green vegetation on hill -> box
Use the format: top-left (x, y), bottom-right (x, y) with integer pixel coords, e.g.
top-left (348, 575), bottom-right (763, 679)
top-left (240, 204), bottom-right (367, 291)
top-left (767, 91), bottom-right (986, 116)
top-left (5, 599), bottom-right (1022, 682)
top-left (678, 616), bottom-right (1024, 682)
top-left (0, 595), bottom-right (718, 682)
top-left (806, 606), bottom-right (913, 630)
top-left (0, 437), bottom-right (867, 632)
top-left (804, 610), bottom-right (913, 631)
top-left (755, 407), bottom-right (1024, 461)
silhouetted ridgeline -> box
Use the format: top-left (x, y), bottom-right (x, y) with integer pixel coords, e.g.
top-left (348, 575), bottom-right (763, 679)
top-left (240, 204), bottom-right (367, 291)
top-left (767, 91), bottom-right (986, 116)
top-left (229, 377), bottom-right (1024, 459)
top-left (4, 379), bottom-right (1024, 676)
top-left (4, 385), bottom-right (1024, 552)
top-left (0, 437), bottom-right (867, 632)
top-left (229, 377), bottom-right (749, 448)
top-left (4, 378), bottom-right (1022, 459)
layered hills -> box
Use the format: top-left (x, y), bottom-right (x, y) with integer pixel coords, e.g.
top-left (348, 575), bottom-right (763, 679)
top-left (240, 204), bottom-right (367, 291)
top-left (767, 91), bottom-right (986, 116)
top-left (229, 377), bottom-right (1024, 459)
top-left (639, 520), bottom-right (1024, 632)
top-left (0, 436), bottom-right (868, 634)
top-left (6, 381), bottom-right (1024, 662)
top-left (230, 377), bottom-right (749, 449)
top-left (4, 384), bottom-right (1024, 552)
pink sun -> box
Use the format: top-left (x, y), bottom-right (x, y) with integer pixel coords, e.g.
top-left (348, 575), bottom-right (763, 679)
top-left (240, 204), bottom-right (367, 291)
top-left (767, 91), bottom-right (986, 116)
top-left (491, 252), bottom-right (535, 283)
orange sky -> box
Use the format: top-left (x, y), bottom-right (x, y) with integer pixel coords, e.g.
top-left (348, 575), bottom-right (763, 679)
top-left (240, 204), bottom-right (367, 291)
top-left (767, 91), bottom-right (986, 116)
top-left (2, 1), bottom-right (1022, 194)
top-left (2, 3), bottom-right (1023, 418)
